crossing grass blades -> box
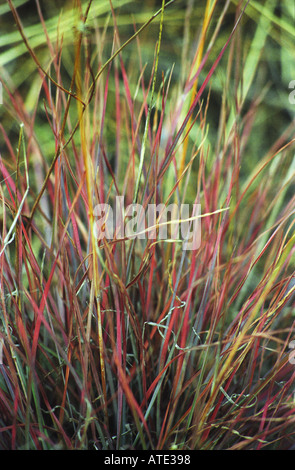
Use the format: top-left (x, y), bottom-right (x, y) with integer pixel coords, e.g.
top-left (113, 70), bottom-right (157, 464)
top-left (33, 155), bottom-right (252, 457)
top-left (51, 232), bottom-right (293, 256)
top-left (0, 0), bottom-right (295, 450)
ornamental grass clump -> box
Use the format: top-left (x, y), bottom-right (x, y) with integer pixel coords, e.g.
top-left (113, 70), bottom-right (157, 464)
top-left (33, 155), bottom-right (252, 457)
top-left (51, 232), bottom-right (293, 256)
top-left (0, 0), bottom-right (295, 450)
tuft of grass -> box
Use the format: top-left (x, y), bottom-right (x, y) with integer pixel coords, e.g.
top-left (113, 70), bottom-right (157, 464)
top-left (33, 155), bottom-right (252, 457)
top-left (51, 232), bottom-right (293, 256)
top-left (0, 0), bottom-right (295, 450)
